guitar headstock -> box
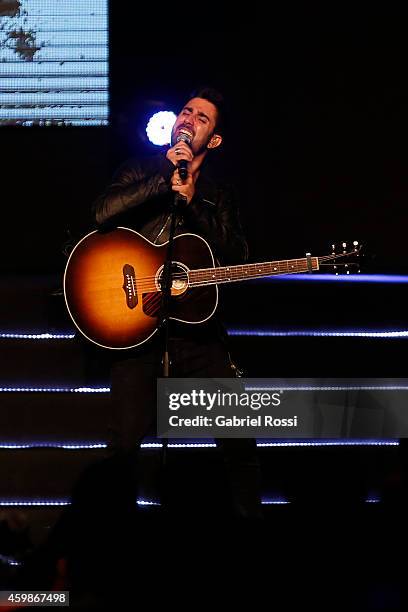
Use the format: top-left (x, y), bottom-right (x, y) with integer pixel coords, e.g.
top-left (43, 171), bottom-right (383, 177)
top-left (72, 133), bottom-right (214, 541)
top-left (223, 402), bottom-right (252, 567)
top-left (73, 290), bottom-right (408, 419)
top-left (320, 241), bottom-right (362, 274)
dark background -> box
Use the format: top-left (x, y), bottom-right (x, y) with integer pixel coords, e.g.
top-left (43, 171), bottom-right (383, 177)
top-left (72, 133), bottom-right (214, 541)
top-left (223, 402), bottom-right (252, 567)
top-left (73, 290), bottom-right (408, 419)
top-left (2, 5), bottom-right (407, 276)
top-left (0, 11), bottom-right (404, 603)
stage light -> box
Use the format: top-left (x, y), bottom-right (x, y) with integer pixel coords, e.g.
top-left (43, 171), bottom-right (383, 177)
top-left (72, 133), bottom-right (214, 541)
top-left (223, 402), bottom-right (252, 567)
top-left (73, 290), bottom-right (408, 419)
top-left (0, 554), bottom-right (21, 567)
top-left (146, 111), bottom-right (176, 146)
top-left (137, 499), bottom-right (161, 506)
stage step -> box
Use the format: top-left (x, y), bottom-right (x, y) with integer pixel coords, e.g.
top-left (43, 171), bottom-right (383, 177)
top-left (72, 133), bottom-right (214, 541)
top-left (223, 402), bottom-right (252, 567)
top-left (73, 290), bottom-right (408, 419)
top-left (229, 335), bottom-right (408, 377)
top-left (0, 276), bottom-right (68, 332)
top-left (0, 393), bottom-right (111, 440)
top-left (0, 495), bottom-right (400, 570)
top-left (0, 449), bottom-right (103, 498)
top-left (0, 339), bottom-right (89, 386)
top-left (1, 334), bottom-right (407, 387)
top-left (0, 442), bottom-right (400, 502)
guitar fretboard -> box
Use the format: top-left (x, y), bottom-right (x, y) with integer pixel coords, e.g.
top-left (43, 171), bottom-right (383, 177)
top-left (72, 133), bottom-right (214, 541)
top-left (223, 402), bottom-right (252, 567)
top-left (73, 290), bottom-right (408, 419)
top-left (188, 257), bottom-right (320, 287)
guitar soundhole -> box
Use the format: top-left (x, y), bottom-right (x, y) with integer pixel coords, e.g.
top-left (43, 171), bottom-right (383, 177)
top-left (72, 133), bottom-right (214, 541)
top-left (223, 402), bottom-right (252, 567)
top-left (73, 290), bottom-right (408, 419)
top-left (156, 262), bottom-right (189, 296)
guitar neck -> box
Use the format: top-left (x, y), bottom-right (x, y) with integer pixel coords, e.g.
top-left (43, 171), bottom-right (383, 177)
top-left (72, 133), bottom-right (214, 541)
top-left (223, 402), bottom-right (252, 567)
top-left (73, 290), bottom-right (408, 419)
top-left (188, 257), bottom-right (320, 287)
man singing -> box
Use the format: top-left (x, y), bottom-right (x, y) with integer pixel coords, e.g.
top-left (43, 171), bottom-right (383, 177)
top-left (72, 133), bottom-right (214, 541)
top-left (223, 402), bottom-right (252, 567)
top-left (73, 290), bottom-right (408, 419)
top-left (92, 87), bottom-right (263, 520)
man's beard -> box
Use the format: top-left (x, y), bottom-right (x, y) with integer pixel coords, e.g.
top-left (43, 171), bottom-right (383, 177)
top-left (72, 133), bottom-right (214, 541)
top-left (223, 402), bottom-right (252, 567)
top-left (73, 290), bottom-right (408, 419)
top-left (170, 130), bottom-right (210, 156)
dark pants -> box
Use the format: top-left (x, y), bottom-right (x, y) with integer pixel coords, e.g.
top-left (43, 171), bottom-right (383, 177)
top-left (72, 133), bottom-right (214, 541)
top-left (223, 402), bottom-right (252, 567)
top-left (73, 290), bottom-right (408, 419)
top-left (107, 326), bottom-right (263, 518)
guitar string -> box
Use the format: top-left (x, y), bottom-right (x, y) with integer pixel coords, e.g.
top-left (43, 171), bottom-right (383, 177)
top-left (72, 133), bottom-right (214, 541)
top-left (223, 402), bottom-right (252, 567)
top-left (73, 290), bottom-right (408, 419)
top-left (118, 265), bottom-right (357, 293)
top-left (123, 256), bottom-right (355, 282)
top-left (119, 266), bottom-right (316, 292)
top-left (114, 265), bottom-right (349, 294)
top-left (114, 253), bottom-right (355, 285)
top-left (94, 252), bottom-right (359, 293)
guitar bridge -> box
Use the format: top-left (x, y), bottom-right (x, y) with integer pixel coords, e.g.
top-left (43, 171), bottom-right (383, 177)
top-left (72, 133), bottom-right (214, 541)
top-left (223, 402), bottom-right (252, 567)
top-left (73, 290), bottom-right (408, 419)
top-left (122, 264), bottom-right (138, 309)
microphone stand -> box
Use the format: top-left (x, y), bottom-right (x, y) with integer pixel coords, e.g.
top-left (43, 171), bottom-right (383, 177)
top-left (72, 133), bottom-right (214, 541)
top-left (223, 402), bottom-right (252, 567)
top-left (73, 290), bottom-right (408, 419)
top-left (159, 190), bottom-right (187, 509)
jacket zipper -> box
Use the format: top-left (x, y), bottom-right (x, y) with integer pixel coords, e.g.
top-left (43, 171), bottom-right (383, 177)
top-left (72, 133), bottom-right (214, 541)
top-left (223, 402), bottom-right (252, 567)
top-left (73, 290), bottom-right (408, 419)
top-left (154, 214), bottom-right (171, 244)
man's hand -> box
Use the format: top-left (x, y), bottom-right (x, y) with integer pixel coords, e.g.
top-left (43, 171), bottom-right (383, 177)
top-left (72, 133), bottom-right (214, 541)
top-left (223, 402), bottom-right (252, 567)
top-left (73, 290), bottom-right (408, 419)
top-left (171, 168), bottom-right (195, 204)
top-left (166, 141), bottom-right (194, 168)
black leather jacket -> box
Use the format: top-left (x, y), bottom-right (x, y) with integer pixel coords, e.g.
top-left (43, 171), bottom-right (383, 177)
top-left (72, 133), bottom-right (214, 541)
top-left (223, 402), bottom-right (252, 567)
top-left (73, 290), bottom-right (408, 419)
top-left (92, 153), bottom-right (248, 266)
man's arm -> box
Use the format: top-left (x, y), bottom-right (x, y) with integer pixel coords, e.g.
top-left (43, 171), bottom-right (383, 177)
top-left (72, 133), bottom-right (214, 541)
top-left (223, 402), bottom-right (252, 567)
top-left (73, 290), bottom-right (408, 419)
top-left (92, 156), bottom-right (175, 225)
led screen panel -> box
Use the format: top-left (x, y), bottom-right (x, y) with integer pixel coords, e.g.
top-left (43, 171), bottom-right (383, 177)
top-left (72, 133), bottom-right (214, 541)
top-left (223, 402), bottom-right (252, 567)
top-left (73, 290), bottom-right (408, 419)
top-left (0, 0), bottom-right (108, 126)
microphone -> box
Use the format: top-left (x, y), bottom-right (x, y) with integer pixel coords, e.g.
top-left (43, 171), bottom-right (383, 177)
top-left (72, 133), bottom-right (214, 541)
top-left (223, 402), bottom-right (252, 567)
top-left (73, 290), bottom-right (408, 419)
top-left (176, 129), bottom-right (192, 180)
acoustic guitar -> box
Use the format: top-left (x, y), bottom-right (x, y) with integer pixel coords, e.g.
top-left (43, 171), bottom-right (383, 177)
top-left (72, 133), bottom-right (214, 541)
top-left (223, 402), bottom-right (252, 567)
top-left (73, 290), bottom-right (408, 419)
top-left (63, 227), bottom-right (360, 349)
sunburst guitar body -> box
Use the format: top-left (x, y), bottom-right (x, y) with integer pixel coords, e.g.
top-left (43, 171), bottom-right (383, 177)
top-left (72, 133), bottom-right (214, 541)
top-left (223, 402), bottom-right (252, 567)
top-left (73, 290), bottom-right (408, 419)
top-left (64, 228), bottom-right (217, 349)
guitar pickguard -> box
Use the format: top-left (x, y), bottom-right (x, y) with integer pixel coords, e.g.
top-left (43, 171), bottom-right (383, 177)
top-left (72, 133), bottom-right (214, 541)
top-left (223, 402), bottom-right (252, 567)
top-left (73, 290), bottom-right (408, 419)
top-left (142, 292), bottom-right (161, 317)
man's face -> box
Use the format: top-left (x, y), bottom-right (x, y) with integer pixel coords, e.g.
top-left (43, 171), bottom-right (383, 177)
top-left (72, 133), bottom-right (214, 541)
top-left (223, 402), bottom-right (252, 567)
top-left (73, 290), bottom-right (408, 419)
top-left (171, 97), bottom-right (221, 154)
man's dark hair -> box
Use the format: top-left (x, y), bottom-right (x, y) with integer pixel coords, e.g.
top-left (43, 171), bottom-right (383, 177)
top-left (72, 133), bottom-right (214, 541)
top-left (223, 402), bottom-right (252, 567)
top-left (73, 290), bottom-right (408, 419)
top-left (188, 86), bottom-right (226, 136)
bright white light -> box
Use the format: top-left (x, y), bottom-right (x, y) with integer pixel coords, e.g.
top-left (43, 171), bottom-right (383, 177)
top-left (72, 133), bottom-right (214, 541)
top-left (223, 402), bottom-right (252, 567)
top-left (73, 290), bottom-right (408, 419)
top-left (146, 111), bottom-right (176, 146)
top-left (137, 499), bottom-right (161, 506)
top-left (0, 553), bottom-right (21, 567)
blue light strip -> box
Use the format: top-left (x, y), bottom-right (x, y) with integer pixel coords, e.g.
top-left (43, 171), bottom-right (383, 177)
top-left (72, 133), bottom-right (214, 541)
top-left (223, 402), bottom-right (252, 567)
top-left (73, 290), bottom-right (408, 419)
top-left (0, 442), bottom-right (107, 450)
top-left (139, 442), bottom-right (164, 449)
top-left (256, 440), bottom-right (399, 447)
top-left (229, 329), bottom-right (408, 338)
top-left (257, 274), bottom-right (408, 283)
top-left (0, 333), bottom-right (75, 340)
top-left (143, 439), bottom-right (399, 449)
top-left (168, 442), bottom-right (217, 448)
top-left (247, 385), bottom-right (408, 391)
top-left (140, 442), bottom-right (218, 449)
top-left (0, 387), bottom-right (110, 393)
top-left (0, 499), bottom-right (70, 506)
